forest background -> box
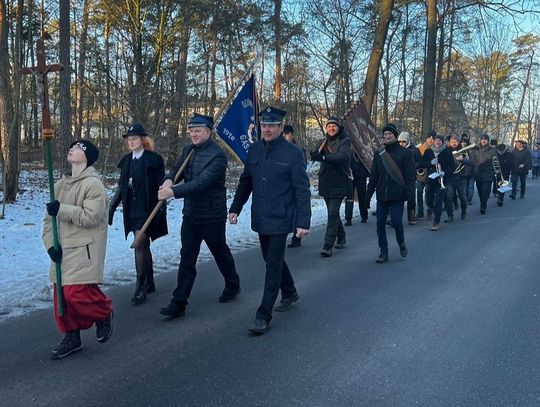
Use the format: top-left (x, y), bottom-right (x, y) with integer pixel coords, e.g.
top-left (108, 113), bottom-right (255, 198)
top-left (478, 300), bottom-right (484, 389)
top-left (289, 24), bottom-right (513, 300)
top-left (1, 0), bottom-right (540, 206)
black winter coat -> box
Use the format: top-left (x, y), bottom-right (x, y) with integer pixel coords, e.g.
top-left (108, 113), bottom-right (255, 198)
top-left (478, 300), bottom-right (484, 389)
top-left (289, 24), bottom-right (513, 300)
top-left (419, 147), bottom-right (454, 185)
top-left (367, 140), bottom-right (416, 202)
top-left (351, 151), bottom-right (370, 179)
top-left (472, 145), bottom-right (496, 182)
top-left (110, 150), bottom-right (168, 241)
top-left (165, 137), bottom-right (228, 224)
top-left (497, 150), bottom-right (515, 180)
top-left (230, 135), bottom-right (311, 235)
top-left (511, 148), bottom-right (532, 175)
top-left (311, 131), bottom-right (351, 198)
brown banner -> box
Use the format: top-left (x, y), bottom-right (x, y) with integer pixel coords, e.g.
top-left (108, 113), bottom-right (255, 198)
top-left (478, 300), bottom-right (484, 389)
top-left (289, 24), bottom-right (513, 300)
top-left (341, 99), bottom-right (381, 172)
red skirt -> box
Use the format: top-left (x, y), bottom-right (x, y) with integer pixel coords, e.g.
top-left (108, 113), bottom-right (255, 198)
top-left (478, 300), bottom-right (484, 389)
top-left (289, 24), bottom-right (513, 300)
top-left (53, 284), bottom-right (112, 333)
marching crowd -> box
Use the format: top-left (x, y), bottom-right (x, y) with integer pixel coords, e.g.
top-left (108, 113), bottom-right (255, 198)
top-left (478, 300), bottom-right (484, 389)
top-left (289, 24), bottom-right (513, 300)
top-left (42, 107), bottom-right (535, 359)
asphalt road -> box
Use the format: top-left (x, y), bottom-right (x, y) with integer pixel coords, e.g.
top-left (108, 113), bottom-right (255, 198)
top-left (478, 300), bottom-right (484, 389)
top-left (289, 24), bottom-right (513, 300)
top-left (1, 180), bottom-right (540, 407)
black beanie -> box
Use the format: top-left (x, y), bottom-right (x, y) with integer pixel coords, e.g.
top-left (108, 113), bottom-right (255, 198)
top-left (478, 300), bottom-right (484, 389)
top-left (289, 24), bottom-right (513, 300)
top-left (70, 140), bottom-right (99, 167)
top-left (326, 116), bottom-right (342, 128)
top-left (382, 123), bottom-right (399, 138)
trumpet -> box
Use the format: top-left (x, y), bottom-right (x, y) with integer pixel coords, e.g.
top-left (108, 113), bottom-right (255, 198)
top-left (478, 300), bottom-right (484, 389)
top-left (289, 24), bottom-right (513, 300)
top-left (491, 155), bottom-right (509, 187)
top-left (435, 162), bottom-right (446, 189)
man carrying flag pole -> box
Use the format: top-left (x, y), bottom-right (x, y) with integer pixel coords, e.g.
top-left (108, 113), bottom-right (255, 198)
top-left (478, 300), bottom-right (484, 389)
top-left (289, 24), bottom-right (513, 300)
top-left (157, 66), bottom-right (259, 319)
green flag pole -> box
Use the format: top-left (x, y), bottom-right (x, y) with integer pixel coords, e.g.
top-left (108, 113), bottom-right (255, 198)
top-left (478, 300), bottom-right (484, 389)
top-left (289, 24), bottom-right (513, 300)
top-left (21, 37), bottom-right (65, 315)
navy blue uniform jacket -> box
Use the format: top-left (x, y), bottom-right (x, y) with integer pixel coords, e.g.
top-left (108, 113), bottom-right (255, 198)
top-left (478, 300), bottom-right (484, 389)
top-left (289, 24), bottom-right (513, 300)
top-left (230, 135), bottom-right (311, 235)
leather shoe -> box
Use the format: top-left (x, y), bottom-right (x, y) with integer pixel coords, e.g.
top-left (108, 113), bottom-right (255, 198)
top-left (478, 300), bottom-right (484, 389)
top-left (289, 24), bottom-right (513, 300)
top-left (287, 240), bottom-right (301, 248)
top-left (249, 318), bottom-right (270, 335)
top-left (334, 240), bottom-right (346, 249)
top-left (360, 218), bottom-right (368, 223)
top-left (399, 243), bottom-right (408, 258)
top-left (376, 252), bottom-right (389, 263)
top-left (344, 219), bottom-right (352, 226)
top-left (131, 278), bottom-right (148, 304)
top-left (219, 286), bottom-right (240, 303)
top-left (159, 302), bottom-right (186, 318)
top-left (274, 292), bottom-right (299, 312)
top-left (320, 248), bottom-right (332, 257)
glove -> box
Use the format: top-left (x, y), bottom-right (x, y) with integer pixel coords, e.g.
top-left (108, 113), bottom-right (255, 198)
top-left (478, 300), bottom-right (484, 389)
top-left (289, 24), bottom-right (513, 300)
top-left (108, 209), bottom-right (115, 226)
top-left (46, 200), bottom-right (60, 217)
top-left (430, 158), bottom-right (438, 165)
top-left (310, 150), bottom-right (324, 162)
top-left (47, 246), bottom-right (63, 263)
top-left (439, 170), bottom-right (445, 177)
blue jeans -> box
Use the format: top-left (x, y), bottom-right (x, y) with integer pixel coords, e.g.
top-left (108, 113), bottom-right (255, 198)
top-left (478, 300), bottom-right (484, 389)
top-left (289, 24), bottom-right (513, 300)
top-left (511, 173), bottom-right (527, 197)
top-left (376, 200), bottom-right (405, 253)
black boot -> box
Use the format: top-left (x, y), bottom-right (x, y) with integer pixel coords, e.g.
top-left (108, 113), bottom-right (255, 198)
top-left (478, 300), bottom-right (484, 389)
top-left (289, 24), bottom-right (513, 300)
top-left (131, 277), bottom-right (148, 304)
top-left (376, 251), bottom-right (389, 263)
top-left (50, 330), bottom-right (82, 360)
top-left (146, 274), bottom-right (156, 294)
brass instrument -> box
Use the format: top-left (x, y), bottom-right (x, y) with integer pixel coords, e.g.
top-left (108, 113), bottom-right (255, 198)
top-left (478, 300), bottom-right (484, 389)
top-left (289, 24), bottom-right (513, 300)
top-left (452, 143), bottom-right (476, 174)
top-left (435, 162), bottom-right (446, 189)
top-left (491, 155), bottom-right (509, 188)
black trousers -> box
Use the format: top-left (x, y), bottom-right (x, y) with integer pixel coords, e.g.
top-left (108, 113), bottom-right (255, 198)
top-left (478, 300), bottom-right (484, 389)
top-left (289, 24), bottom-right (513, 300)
top-left (172, 219), bottom-right (239, 305)
top-left (256, 234), bottom-right (296, 322)
top-left (324, 197), bottom-right (346, 249)
top-left (445, 178), bottom-right (467, 216)
top-left (476, 180), bottom-right (492, 210)
top-left (345, 177), bottom-right (368, 221)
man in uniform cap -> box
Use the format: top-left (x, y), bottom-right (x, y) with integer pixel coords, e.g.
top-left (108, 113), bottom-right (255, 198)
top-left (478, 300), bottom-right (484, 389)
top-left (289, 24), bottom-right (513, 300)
top-left (229, 106), bottom-right (311, 335)
top-left (159, 112), bottom-right (241, 319)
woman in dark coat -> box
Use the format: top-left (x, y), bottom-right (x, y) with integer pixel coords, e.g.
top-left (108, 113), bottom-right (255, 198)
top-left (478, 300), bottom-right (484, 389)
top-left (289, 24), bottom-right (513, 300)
top-left (109, 124), bottom-right (168, 304)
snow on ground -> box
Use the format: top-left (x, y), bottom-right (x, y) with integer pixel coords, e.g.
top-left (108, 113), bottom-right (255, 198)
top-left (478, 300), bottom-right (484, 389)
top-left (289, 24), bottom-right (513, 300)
top-left (0, 166), bottom-right (362, 321)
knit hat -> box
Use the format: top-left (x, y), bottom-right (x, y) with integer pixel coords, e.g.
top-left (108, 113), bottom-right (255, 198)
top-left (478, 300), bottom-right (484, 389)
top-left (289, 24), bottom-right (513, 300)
top-left (461, 133), bottom-right (469, 143)
top-left (489, 139), bottom-right (497, 146)
top-left (450, 135), bottom-right (460, 142)
top-left (398, 132), bottom-right (410, 143)
top-left (480, 134), bottom-right (490, 142)
top-left (283, 125), bottom-right (294, 134)
top-left (326, 116), bottom-right (342, 128)
top-left (382, 123), bottom-right (399, 138)
top-left (69, 139), bottom-right (99, 167)
top-left (434, 134), bottom-right (445, 143)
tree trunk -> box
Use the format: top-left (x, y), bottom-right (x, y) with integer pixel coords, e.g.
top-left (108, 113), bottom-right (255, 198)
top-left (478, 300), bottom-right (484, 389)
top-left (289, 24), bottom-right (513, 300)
top-left (74, 0), bottom-right (91, 140)
top-left (58, 0), bottom-right (72, 174)
top-left (421, 0), bottom-right (437, 137)
top-left (274, 0), bottom-right (282, 104)
top-left (363, 0), bottom-right (394, 117)
top-left (433, 13), bottom-right (445, 129)
top-left (167, 19), bottom-right (191, 164)
top-left (0, 0), bottom-right (18, 202)
top-left (512, 51), bottom-right (534, 146)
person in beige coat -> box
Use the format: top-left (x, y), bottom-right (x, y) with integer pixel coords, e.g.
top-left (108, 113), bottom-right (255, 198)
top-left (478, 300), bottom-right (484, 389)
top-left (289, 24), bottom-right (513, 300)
top-left (43, 140), bottom-right (113, 360)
